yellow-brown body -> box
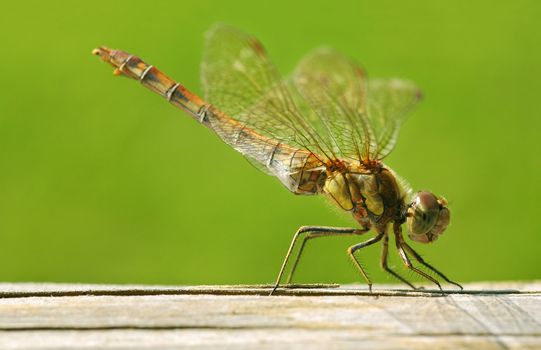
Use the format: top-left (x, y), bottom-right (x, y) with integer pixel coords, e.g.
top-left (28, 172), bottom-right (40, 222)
top-left (323, 163), bottom-right (403, 230)
top-left (93, 41), bottom-right (461, 293)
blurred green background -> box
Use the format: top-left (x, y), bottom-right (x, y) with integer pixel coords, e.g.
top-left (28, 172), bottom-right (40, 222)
top-left (1, 0), bottom-right (539, 286)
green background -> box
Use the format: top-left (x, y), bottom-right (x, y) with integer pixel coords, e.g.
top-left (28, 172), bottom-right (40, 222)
top-left (1, 1), bottom-right (539, 286)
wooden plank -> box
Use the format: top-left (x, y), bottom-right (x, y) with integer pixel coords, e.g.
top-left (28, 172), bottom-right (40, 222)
top-left (0, 282), bottom-right (539, 349)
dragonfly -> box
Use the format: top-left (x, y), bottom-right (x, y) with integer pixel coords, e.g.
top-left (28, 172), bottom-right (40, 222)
top-left (93, 24), bottom-right (462, 294)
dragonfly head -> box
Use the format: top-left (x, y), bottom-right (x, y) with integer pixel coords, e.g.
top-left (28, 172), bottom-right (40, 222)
top-left (406, 191), bottom-right (450, 244)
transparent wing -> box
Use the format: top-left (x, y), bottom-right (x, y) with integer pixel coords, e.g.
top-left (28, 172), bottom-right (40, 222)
top-left (293, 48), bottom-right (422, 161)
top-left (201, 24), bottom-right (421, 170)
top-left (367, 79), bottom-right (422, 159)
top-left (292, 47), bottom-right (373, 162)
top-left (201, 24), bottom-right (333, 165)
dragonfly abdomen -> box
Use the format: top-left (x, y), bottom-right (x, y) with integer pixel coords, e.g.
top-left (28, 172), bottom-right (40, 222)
top-left (93, 47), bottom-right (327, 195)
top-left (270, 147), bottom-right (326, 195)
top-left (92, 47), bottom-right (210, 124)
top-left (211, 120), bottom-right (326, 195)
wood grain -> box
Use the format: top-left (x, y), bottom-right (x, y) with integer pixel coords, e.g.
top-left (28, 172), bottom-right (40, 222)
top-left (0, 282), bottom-right (539, 349)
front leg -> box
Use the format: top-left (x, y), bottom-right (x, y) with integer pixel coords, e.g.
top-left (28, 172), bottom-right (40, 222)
top-left (393, 223), bottom-right (443, 291)
top-left (401, 241), bottom-right (463, 290)
top-left (380, 234), bottom-right (417, 290)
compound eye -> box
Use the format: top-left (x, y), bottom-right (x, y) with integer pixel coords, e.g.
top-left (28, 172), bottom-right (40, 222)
top-left (407, 191), bottom-right (446, 243)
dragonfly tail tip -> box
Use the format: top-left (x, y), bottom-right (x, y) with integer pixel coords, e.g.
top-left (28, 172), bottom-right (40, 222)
top-left (92, 46), bottom-right (113, 61)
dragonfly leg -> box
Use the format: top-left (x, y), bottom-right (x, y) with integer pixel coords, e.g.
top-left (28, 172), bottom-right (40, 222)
top-left (380, 234), bottom-right (417, 290)
top-left (348, 232), bottom-right (385, 293)
top-left (270, 226), bottom-right (368, 296)
top-left (401, 241), bottom-right (463, 290)
top-left (393, 225), bottom-right (443, 292)
top-left (285, 227), bottom-right (370, 284)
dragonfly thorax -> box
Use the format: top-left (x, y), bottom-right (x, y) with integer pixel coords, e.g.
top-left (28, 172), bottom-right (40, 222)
top-left (323, 165), bottom-right (403, 227)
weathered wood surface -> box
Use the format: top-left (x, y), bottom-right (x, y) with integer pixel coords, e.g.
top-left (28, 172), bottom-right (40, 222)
top-left (0, 282), bottom-right (540, 349)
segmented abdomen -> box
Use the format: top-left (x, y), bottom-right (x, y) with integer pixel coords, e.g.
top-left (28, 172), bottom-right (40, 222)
top-left (94, 48), bottom-right (326, 195)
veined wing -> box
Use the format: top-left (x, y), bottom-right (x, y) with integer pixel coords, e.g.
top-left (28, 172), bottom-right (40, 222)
top-left (201, 24), bottom-right (421, 173)
top-left (293, 48), bottom-right (422, 162)
top-left (293, 47), bottom-right (372, 163)
top-left (201, 24), bottom-right (332, 194)
top-left (368, 78), bottom-right (422, 159)
top-left (201, 24), bottom-right (337, 164)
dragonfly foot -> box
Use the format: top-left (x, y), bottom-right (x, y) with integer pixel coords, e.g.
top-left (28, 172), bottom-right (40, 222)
top-left (269, 284), bottom-right (279, 296)
top-left (451, 281), bottom-right (464, 290)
